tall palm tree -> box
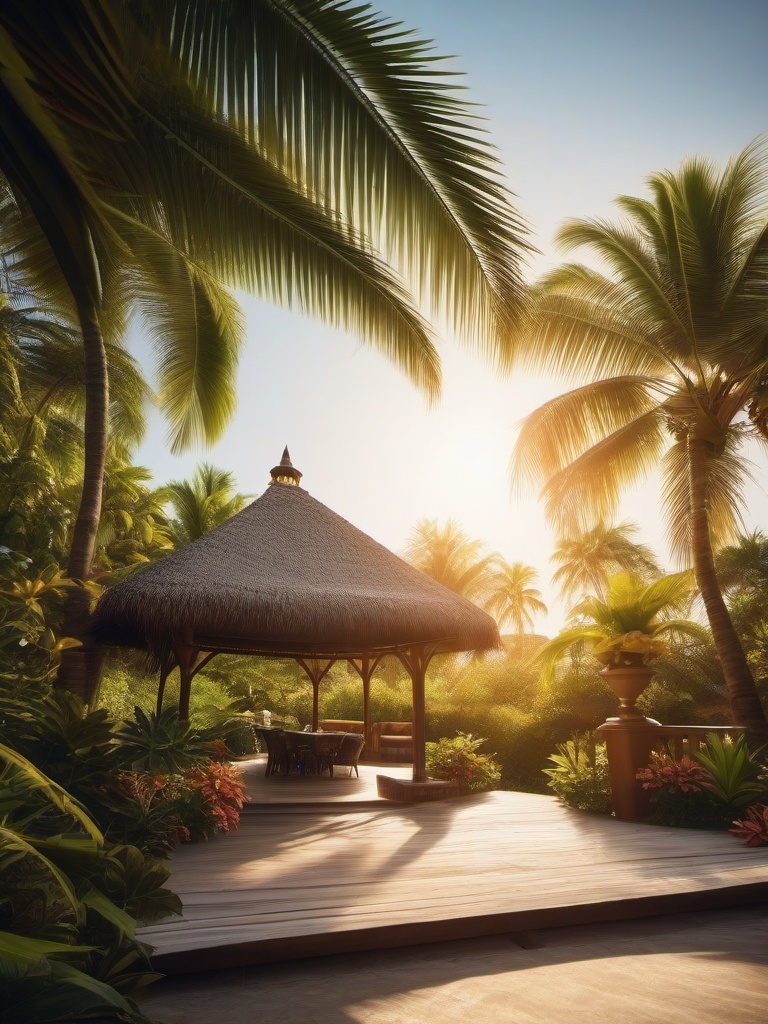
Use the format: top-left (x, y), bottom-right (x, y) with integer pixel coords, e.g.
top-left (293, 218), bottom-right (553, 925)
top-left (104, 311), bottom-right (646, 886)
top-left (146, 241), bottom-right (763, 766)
top-left (484, 560), bottom-right (547, 636)
top-left (551, 521), bottom-right (661, 603)
top-left (0, 1), bottom-right (529, 572)
top-left (0, 2), bottom-right (529, 698)
top-left (512, 137), bottom-right (768, 740)
top-left (403, 519), bottom-right (498, 604)
top-left (163, 465), bottom-right (248, 549)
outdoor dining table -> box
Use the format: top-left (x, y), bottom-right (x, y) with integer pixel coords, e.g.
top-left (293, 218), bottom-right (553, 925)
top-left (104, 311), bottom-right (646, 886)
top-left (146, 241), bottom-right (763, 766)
top-left (282, 730), bottom-right (345, 776)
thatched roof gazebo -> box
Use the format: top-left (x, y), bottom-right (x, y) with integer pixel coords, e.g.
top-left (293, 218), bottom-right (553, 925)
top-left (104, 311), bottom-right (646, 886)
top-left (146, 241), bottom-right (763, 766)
top-left (93, 449), bottom-right (499, 782)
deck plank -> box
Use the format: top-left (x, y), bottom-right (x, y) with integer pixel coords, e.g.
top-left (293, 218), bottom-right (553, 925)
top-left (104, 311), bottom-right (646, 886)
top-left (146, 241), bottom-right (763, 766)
top-left (140, 790), bottom-right (768, 971)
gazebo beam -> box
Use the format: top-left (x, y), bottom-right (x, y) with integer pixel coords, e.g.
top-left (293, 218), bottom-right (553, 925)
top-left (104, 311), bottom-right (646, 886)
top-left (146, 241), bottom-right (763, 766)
top-left (296, 658), bottom-right (335, 730)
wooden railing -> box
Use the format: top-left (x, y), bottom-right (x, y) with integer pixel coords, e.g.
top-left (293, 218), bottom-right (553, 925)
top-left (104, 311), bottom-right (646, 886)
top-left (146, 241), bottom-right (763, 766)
top-left (652, 725), bottom-right (744, 759)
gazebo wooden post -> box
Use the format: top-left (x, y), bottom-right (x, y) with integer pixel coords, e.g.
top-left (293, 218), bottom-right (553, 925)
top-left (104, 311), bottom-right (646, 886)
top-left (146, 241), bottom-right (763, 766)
top-left (156, 654), bottom-right (176, 715)
top-left (173, 631), bottom-right (196, 723)
top-left (348, 654), bottom-right (377, 756)
top-left (399, 643), bottom-right (435, 784)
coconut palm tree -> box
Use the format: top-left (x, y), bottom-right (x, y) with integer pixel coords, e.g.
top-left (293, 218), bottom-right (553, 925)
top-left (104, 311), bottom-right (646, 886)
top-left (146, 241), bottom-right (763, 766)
top-left (403, 520), bottom-right (498, 604)
top-left (0, 1), bottom-right (529, 576)
top-left (163, 465), bottom-right (248, 549)
top-left (1, 2), bottom-right (529, 698)
top-left (513, 137), bottom-right (768, 739)
top-left (551, 521), bottom-right (662, 603)
top-left (485, 561), bottom-right (547, 635)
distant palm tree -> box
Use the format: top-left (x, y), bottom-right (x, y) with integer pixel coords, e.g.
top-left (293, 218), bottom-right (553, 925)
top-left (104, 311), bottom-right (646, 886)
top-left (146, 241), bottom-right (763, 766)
top-left (552, 521), bottom-right (661, 603)
top-left (486, 561), bottom-right (547, 635)
top-left (513, 137), bottom-right (768, 739)
top-left (164, 465), bottom-right (248, 549)
top-left (403, 519), bottom-right (498, 604)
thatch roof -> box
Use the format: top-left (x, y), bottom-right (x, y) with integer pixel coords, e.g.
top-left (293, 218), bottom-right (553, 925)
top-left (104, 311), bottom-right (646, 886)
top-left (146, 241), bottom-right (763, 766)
top-left (93, 451), bottom-right (499, 660)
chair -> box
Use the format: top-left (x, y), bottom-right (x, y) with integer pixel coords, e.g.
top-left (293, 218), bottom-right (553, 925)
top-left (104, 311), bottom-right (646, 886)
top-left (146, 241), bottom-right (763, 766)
top-left (371, 722), bottom-right (412, 762)
top-left (256, 727), bottom-right (288, 776)
top-left (330, 733), bottom-right (365, 778)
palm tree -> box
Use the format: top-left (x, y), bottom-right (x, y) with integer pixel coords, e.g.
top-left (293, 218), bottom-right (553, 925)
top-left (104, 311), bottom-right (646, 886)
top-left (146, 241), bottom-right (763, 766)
top-left (403, 520), bottom-right (498, 604)
top-left (551, 521), bottom-right (661, 603)
top-left (485, 561), bottom-right (547, 635)
top-left (1, 2), bottom-right (529, 698)
top-left (163, 465), bottom-right (248, 549)
top-left (512, 137), bottom-right (768, 739)
top-left (0, 1), bottom-right (529, 575)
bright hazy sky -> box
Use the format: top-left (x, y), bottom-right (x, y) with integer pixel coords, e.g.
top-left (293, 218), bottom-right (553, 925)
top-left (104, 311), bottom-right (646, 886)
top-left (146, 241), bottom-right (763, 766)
top-left (130, 0), bottom-right (768, 634)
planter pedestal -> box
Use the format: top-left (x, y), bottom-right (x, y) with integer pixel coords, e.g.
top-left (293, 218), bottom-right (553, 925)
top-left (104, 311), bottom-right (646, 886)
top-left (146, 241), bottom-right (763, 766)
top-left (597, 664), bottom-right (659, 821)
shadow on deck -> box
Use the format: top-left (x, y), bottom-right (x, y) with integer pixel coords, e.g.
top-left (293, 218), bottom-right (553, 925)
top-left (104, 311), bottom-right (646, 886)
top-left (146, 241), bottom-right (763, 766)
top-left (140, 784), bottom-right (768, 974)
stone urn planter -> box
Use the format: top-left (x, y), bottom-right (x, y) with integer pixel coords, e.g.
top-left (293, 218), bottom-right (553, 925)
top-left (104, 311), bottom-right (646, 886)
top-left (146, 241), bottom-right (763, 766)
top-left (600, 655), bottom-right (656, 720)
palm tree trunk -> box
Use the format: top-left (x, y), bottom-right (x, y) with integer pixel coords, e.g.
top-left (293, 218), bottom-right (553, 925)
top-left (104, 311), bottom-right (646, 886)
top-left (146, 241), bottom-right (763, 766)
top-left (688, 439), bottom-right (768, 743)
top-left (54, 301), bottom-right (109, 704)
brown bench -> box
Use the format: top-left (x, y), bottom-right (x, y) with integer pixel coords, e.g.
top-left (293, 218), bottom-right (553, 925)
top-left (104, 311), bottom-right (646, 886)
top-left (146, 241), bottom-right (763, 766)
top-left (372, 721), bottom-right (412, 762)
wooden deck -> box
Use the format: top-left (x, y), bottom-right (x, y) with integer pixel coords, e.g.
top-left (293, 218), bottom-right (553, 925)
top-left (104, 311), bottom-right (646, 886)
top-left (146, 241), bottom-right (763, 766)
top-left (140, 789), bottom-right (768, 973)
top-left (237, 755), bottom-right (413, 807)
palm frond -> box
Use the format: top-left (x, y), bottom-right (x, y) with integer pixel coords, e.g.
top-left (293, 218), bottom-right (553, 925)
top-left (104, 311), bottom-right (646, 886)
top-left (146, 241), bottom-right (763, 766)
top-left (513, 376), bottom-right (665, 491)
top-left (162, 0), bottom-right (531, 356)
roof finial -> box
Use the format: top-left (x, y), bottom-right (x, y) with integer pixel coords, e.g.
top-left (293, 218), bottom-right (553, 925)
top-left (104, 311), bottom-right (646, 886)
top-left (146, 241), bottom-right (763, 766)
top-left (270, 446), bottom-right (303, 486)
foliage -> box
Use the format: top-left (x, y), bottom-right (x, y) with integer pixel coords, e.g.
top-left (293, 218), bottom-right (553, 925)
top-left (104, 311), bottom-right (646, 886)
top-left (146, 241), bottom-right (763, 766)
top-left (543, 733), bottom-right (611, 812)
top-left (162, 463), bottom-right (249, 549)
top-left (0, 742), bottom-right (179, 1023)
top-left (537, 571), bottom-right (705, 680)
top-left (484, 561), bottom-right (547, 634)
top-left (425, 733), bottom-right (501, 791)
top-left (175, 762), bottom-right (246, 839)
top-left (115, 705), bottom-right (232, 774)
top-left (730, 804), bottom-right (768, 846)
top-left (512, 136), bottom-right (768, 736)
top-left (691, 733), bottom-right (765, 810)
top-left (551, 521), bottom-right (661, 603)
top-left (636, 750), bottom-right (718, 828)
top-left (637, 733), bottom-right (767, 828)
top-left (403, 519), bottom-right (500, 603)
top-left (0, 558), bottom-right (82, 686)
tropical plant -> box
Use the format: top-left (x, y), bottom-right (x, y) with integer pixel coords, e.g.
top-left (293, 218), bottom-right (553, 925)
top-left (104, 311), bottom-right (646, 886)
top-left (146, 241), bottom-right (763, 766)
top-left (403, 519), bottom-right (499, 603)
top-left (163, 463), bottom-right (248, 549)
top-left (485, 560), bottom-right (547, 635)
top-left (636, 749), bottom-right (717, 827)
top-left (691, 732), bottom-right (765, 810)
top-left (0, 561), bottom-right (82, 687)
top-left (512, 136), bottom-right (768, 740)
top-left (537, 572), bottom-right (706, 681)
top-left (0, 2), bottom-right (528, 703)
top-left (114, 706), bottom-right (229, 775)
top-left (551, 521), bottom-right (661, 602)
top-left (543, 733), bottom-right (611, 813)
top-left (425, 732), bottom-right (501, 791)
top-left (730, 804), bottom-right (768, 846)
top-left (0, 742), bottom-right (180, 1023)
top-left (175, 761), bottom-right (247, 838)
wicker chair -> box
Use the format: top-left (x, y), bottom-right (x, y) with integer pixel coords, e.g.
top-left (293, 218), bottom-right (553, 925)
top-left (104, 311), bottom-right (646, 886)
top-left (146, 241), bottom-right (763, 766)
top-left (330, 733), bottom-right (365, 777)
top-left (256, 727), bottom-right (288, 776)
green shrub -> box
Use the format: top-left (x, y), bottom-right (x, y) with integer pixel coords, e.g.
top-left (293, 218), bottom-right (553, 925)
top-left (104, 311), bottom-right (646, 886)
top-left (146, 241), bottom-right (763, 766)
top-left (636, 734), bottom-right (767, 829)
top-left (0, 742), bottom-right (180, 1023)
top-left (543, 733), bottom-right (611, 812)
top-left (425, 733), bottom-right (501, 791)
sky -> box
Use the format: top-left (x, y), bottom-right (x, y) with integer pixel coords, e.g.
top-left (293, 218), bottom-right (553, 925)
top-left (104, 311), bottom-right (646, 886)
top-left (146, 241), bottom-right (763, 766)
top-left (130, 0), bottom-right (768, 634)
